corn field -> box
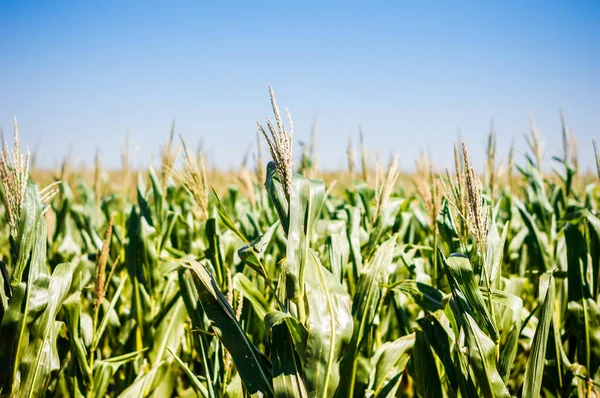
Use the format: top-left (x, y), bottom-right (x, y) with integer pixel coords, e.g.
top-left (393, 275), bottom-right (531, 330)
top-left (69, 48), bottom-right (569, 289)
top-left (0, 89), bottom-right (599, 398)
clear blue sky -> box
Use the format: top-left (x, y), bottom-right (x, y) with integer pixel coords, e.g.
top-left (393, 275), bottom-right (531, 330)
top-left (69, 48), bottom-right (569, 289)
top-left (0, 1), bottom-right (598, 172)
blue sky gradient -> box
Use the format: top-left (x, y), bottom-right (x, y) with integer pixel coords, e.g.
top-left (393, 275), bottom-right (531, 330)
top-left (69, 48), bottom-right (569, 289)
top-left (0, 1), bottom-right (598, 171)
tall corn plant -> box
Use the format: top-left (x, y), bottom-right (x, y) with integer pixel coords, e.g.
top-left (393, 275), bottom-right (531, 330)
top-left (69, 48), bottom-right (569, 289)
top-left (178, 93), bottom-right (600, 398)
top-left (0, 122), bottom-right (71, 397)
top-left (182, 87), bottom-right (353, 397)
top-left (1, 93), bottom-right (599, 397)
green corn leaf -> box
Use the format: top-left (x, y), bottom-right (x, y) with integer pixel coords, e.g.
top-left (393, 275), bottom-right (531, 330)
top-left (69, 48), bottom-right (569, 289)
top-left (0, 282), bottom-right (28, 393)
top-left (0, 180), bottom-right (55, 397)
top-left (328, 226), bottom-right (349, 283)
top-left (514, 198), bottom-right (550, 272)
top-left (365, 198), bottom-right (403, 260)
top-left (115, 364), bottom-right (163, 398)
top-left (585, 212), bottom-right (600, 298)
top-left (265, 312), bottom-right (308, 398)
top-left (233, 273), bottom-right (270, 320)
top-left (137, 173), bottom-right (154, 227)
top-left (185, 260), bottom-right (275, 397)
top-left (338, 237), bottom-right (395, 397)
top-left (444, 254), bottom-right (499, 342)
top-left (264, 311), bottom-right (308, 358)
top-left (345, 205), bottom-right (363, 276)
top-left (461, 312), bottom-right (510, 398)
top-left (62, 292), bottom-right (92, 386)
top-left (565, 223), bottom-right (592, 302)
top-left (522, 272), bottom-right (555, 398)
top-left (4, 181), bottom-right (49, 327)
top-left (302, 250), bottom-right (353, 398)
top-left (0, 260), bottom-right (10, 318)
top-left (237, 221), bottom-right (279, 280)
top-left (565, 222), bottom-right (598, 375)
top-left (177, 268), bottom-right (218, 398)
top-left (224, 374), bottom-right (244, 398)
top-left (125, 205), bottom-right (152, 349)
top-left (413, 329), bottom-right (443, 398)
top-left (92, 274), bottom-right (127, 350)
top-left (480, 289), bottom-right (523, 382)
top-left (168, 348), bottom-right (210, 398)
top-left (204, 217), bottom-right (225, 287)
top-left (367, 333), bottom-right (415, 397)
top-left (148, 297), bottom-right (187, 366)
top-left (351, 238), bottom-right (395, 348)
top-left (485, 218), bottom-right (508, 290)
top-left (265, 161), bottom-right (290, 235)
top-left (285, 173), bottom-right (325, 302)
top-left (437, 199), bottom-right (461, 254)
top-left (177, 267), bottom-right (204, 327)
top-left (148, 165), bottom-right (168, 228)
top-left (93, 350), bottom-right (146, 398)
top-left (211, 187), bottom-right (249, 245)
top-left (19, 262), bottom-right (73, 398)
top-left (417, 315), bottom-right (461, 393)
top-left (390, 280), bottom-right (444, 312)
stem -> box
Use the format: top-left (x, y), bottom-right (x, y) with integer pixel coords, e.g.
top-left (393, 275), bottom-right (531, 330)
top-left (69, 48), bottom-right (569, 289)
top-left (87, 306), bottom-right (100, 396)
top-left (347, 356), bottom-right (359, 398)
top-left (433, 231), bottom-right (438, 288)
top-left (197, 332), bottom-right (216, 398)
top-left (481, 254), bottom-right (499, 357)
top-left (296, 295), bottom-right (307, 325)
top-left (313, 253), bottom-right (337, 398)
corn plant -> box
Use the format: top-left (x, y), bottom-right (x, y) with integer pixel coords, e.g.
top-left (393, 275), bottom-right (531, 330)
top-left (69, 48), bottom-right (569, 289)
top-left (0, 91), bottom-right (599, 398)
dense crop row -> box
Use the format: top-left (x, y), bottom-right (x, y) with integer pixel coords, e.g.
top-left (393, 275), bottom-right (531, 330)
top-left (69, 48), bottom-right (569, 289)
top-left (0, 89), bottom-right (599, 397)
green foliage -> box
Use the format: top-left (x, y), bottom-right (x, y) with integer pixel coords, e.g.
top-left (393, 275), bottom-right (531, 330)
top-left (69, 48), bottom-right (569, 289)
top-left (1, 119), bottom-right (600, 398)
